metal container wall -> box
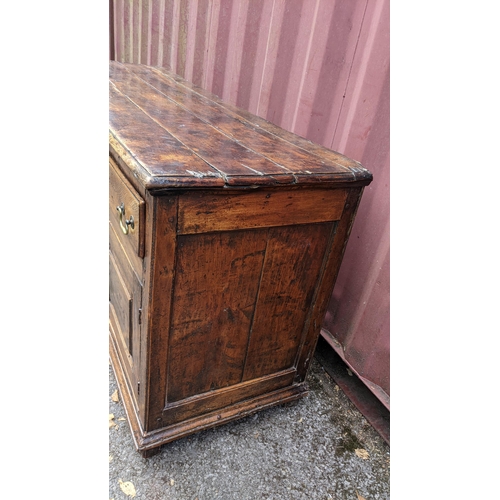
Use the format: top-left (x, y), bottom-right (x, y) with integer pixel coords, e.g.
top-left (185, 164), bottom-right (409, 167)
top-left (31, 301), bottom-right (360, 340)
top-left (110, 0), bottom-right (389, 407)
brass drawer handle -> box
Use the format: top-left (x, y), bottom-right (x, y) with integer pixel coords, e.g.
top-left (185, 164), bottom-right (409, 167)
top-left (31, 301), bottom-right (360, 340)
top-left (117, 203), bottom-right (135, 235)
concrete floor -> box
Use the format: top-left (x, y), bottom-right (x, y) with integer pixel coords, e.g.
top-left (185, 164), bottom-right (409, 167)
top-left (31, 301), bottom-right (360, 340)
top-left (109, 357), bottom-right (390, 500)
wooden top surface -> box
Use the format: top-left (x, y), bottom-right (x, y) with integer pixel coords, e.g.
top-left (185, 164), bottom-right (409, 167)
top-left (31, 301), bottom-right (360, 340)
top-left (109, 61), bottom-right (372, 190)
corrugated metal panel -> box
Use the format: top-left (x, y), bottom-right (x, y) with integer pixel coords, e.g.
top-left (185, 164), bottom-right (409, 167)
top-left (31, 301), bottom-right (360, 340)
top-left (323, 0), bottom-right (389, 407)
top-left (110, 0), bottom-right (390, 407)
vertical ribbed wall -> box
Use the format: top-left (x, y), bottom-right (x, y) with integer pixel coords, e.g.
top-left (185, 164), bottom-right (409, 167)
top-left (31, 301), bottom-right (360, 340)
top-left (111, 0), bottom-right (390, 406)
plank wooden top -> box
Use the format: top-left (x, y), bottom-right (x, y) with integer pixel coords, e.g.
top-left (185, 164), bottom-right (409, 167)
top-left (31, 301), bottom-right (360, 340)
top-left (109, 61), bottom-right (372, 191)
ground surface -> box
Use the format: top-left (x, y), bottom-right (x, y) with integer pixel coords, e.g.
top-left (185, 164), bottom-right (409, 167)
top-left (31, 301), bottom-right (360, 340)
top-left (109, 358), bottom-right (390, 500)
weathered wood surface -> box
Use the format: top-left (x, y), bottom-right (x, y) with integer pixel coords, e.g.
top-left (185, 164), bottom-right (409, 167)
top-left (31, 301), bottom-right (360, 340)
top-left (109, 61), bottom-right (372, 189)
top-left (144, 195), bottom-right (179, 430)
top-left (167, 229), bottom-right (268, 402)
top-left (160, 369), bottom-right (296, 427)
top-left (108, 61), bottom-right (373, 455)
top-left (109, 158), bottom-right (145, 265)
top-left (109, 221), bottom-right (142, 411)
top-left (109, 251), bottom-right (133, 361)
top-left (295, 188), bottom-right (366, 383)
top-left (177, 188), bottom-right (347, 235)
top-left (242, 222), bottom-right (334, 381)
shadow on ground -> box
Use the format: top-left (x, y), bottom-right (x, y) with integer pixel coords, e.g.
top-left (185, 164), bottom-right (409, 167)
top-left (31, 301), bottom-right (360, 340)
top-left (109, 357), bottom-right (390, 500)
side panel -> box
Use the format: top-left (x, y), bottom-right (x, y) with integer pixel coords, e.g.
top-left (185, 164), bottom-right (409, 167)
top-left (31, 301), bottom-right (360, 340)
top-left (156, 186), bottom-right (343, 427)
top-left (242, 222), bottom-right (333, 380)
top-left (167, 229), bottom-right (267, 402)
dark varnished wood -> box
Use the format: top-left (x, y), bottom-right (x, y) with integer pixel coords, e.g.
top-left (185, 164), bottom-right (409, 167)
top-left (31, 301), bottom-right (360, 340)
top-left (109, 61), bottom-right (372, 456)
top-left (140, 71), bottom-right (347, 182)
top-left (109, 61), bottom-right (372, 189)
top-left (151, 66), bottom-right (369, 179)
top-left (167, 229), bottom-right (267, 402)
top-left (109, 158), bottom-right (145, 264)
top-left (109, 223), bottom-right (142, 413)
top-left (110, 83), bottom-right (225, 186)
top-left (160, 368), bottom-right (296, 427)
top-left (110, 67), bottom-right (293, 183)
top-left (294, 188), bottom-right (367, 382)
top-left (144, 195), bottom-right (178, 430)
top-left (177, 188), bottom-right (347, 234)
top-left (242, 222), bottom-right (335, 381)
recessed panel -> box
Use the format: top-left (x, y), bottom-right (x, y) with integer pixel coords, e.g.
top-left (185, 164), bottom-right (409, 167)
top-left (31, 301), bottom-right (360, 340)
top-left (243, 222), bottom-right (334, 380)
top-left (166, 229), bottom-right (268, 402)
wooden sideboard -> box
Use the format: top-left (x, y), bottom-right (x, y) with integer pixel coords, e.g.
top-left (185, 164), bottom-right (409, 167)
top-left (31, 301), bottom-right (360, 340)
top-left (109, 61), bottom-right (372, 457)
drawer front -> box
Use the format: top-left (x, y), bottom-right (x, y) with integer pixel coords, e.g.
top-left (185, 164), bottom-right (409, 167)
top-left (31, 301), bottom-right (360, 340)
top-left (109, 229), bottom-right (143, 407)
top-left (109, 158), bottom-right (145, 273)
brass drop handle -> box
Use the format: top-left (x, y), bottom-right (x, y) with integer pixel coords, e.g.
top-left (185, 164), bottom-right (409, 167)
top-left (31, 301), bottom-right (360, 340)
top-left (117, 203), bottom-right (134, 235)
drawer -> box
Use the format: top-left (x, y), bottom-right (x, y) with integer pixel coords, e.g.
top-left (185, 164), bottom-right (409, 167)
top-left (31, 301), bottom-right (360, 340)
top-left (109, 158), bottom-right (145, 272)
top-left (109, 243), bottom-right (143, 407)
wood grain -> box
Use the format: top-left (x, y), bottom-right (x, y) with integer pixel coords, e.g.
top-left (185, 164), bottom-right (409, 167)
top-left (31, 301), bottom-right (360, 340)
top-left (110, 63), bottom-right (293, 182)
top-left (295, 188), bottom-right (366, 382)
top-left (109, 158), bottom-right (145, 265)
top-left (177, 188), bottom-right (347, 234)
top-left (108, 61), bottom-right (373, 454)
top-left (109, 252), bottom-right (133, 365)
top-left (243, 222), bottom-right (334, 381)
top-left (153, 64), bottom-right (372, 182)
top-left (144, 195), bottom-right (179, 430)
top-left (167, 229), bottom-right (268, 402)
top-left (109, 83), bottom-right (224, 185)
top-left (109, 223), bottom-right (143, 409)
top-left (148, 64), bottom-right (372, 182)
top-left (111, 327), bottom-right (308, 455)
top-left (126, 63), bottom-right (357, 179)
top-left (109, 61), bottom-right (373, 189)
top-left (161, 369), bottom-right (296, 426)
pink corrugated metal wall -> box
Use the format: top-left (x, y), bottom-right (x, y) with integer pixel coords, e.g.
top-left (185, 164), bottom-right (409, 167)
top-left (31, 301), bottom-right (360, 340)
top-left (110, 0), bottom-right (390, 408)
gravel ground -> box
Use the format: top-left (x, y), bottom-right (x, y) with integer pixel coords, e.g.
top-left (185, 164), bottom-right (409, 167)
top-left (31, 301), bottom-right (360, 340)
top-left (109, 357), bottom-right (390, 500)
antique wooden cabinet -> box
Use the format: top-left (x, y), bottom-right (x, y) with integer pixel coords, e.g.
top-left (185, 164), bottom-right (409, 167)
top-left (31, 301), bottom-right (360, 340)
top-left (109, 61), bottom-right (372, 457)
